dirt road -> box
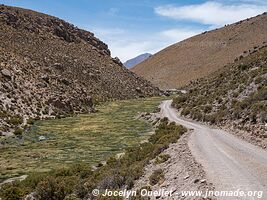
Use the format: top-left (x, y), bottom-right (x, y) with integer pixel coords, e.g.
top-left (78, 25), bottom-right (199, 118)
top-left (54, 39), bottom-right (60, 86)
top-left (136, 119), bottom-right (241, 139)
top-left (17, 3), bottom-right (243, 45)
top-left (160, 100), bottom-right (267, 200)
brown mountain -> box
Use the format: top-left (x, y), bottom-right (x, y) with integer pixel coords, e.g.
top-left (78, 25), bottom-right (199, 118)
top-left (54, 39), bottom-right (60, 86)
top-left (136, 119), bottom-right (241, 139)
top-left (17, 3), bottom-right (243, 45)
top-left (132, 13), bottom-right (267, 89)
top-left (0, 5), bottom-right (159, 136)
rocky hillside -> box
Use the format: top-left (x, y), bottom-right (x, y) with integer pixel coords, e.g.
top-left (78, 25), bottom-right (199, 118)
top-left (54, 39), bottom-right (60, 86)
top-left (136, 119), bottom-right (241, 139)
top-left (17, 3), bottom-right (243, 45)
top-left (124, 53), bottom-right (152, 68)
top-left (132, 13), bottom-right (267, 89)
top-left (172, 45), bottom-right (267, 148)
top-left (0, 5), bottom-right (160, 136)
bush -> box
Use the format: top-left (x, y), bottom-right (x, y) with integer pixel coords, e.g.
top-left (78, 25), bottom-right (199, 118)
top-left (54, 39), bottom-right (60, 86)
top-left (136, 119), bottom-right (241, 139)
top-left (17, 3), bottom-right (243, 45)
top-left (27, 118), bottom-right (35, 125)
top-left (181, 108), bottom-right (190, 116)
top-left (172, 94), bottom-right (188, 107)
top-left (149, 169), bottom-right (164, 186)
top-left (255, 76), bottom-right (264, 84)
top-left (64, 195), bottom-right (81, 200)
top-left (238, 64), bottom-right (248, 71)
top-left (0, 110), bottom-right (9, 118)
top-left (191, 110), bottom-right (203, 121)
top-left (7, 115), bottom-right (23, 125)
top-left (155, 154), bottom-right (171, 164)
top-left (14, 128), bottom-right (23, 136)
top-left (253, 87), bottom-right (267, 101)
top-left (203, 105), bottom-right (212, 113)
top-left (204, 114), bottom-right (216, 124)
top-left (0, 183), bottom-right (28, 200)
top-left (36, 176), bottom-right (77, 200)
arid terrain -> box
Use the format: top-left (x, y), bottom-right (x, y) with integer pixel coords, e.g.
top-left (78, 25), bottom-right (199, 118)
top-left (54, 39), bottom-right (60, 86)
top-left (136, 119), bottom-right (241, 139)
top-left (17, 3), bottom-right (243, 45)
top-left (132, 13), bottom-right (267, 89)
top-left (172, 45), bottom-right (267, 148)
top-left (0, 3), bottom-right (267, 200)
top-left (0, 5), bottom-right (159, 136)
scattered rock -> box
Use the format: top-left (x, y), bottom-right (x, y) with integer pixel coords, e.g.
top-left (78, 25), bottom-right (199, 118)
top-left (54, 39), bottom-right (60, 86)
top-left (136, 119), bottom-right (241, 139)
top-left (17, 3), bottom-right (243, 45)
top-left (1, 69), bottom-right (12, 79)
top-left (136, 87), bottom-right (142, 93)
top-left (193, 178), bottom-right (200, 183)
top-left (200, 179), bottom-right (206, 184)
top-left (184, 175), bottom-right (190, 180)
top-left (38, 136), bottom-right (46, 141)
top-left (52, 63), bottom-right (63, 70)
top-left (113, 57), bottom-right (123, 66)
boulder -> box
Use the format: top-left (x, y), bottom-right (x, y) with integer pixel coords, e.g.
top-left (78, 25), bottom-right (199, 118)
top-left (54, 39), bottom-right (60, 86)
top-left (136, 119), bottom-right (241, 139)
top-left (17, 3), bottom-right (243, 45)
top-left (113, 57), bottom-right (123, 66)
top-left (1, 69), bottom-right (12, 79)
top-left (38, 136), bottom-right (46, 141)
top-left (136, 87), bottom-right (142, 93)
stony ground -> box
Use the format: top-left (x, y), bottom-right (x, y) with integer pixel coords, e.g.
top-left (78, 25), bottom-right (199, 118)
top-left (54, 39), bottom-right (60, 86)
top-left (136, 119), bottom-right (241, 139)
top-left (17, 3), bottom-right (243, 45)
top-left (172, 46), bottom-right (267, 149)
top-left (0, 5), bottom-right (160, 136)
top-left (133, 132), bottom-right (216, 200)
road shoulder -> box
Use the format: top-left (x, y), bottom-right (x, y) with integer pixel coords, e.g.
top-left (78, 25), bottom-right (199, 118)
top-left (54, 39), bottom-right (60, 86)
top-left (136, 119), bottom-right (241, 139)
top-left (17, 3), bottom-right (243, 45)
top-left (133, 131), bottom-right (216, 200)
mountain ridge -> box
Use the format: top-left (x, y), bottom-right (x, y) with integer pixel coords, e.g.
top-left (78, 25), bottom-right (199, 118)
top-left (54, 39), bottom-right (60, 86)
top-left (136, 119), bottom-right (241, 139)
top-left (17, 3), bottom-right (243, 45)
top-left (132, 12), bottom-right (267, 89)
top-left (124, 53), bottom-right (152, 68)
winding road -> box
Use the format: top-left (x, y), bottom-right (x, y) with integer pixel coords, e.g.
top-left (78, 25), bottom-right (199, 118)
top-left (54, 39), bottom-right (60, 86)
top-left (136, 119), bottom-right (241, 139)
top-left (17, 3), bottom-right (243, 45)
top-left (160, 100), bottom-right (267, 200)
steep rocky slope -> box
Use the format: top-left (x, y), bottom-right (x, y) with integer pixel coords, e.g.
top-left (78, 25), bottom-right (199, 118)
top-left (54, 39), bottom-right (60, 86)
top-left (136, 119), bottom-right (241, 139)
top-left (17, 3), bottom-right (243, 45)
top-left (124, 53), bottom-right (152, 68)
top-left (0, 5), bottom-right (160, 136)
top-left (172, 45), bottom-right (267, 148)
top-left (132, 13), bottom-right (267, 89)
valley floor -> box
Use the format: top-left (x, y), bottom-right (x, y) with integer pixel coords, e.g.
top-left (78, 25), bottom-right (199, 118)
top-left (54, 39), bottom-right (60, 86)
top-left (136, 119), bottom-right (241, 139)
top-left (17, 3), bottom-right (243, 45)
top-left (0, 97), bottom-right (163, 181)
top-left (1, 98), bottom-right (266, 200)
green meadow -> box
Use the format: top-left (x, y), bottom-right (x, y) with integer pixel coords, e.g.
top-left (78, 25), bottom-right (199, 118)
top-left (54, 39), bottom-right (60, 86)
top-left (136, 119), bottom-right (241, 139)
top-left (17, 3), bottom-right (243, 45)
top-left (0, 97), bottom-right (163, 181)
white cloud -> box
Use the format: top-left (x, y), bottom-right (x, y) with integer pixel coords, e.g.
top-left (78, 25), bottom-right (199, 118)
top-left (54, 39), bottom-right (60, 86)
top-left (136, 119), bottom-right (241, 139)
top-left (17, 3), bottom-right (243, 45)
top-left (161, 28), bottom-right (203, 41)
top-left (155, 1), bottom-right (267, 26)
top-left (92, 27), bottom-right (203, 62)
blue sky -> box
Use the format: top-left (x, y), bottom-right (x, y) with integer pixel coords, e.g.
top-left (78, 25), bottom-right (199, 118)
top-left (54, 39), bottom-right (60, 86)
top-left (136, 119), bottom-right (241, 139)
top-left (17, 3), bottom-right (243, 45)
top-left (1, 0), bottom-right (267, 61)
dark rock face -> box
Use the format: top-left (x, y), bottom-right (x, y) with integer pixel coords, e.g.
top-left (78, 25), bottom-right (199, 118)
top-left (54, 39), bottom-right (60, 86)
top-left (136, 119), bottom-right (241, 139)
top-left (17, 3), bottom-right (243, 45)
top-left (0, 6), bottom-right (111, 56)
top-left (0, 5), bottom-right (160, 135)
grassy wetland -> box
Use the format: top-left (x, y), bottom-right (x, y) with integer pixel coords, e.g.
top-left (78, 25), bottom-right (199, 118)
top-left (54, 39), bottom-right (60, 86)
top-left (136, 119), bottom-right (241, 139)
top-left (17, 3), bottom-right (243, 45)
top-left (0, 97), bottom-right (164, 181)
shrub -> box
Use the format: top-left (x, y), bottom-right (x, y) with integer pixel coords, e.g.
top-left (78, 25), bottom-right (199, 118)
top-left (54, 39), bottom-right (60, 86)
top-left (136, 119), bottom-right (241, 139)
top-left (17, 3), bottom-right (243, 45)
top-left (64, 195), bottom-right (81, 200)
top-left (172, 95), bottom-right (188, 107)
top-left (253, 87), bottom-right (267, 101)
top-left (149, 169), bottom-right (164, 186)
top-left (181, 108), bottom-right (190, 116)
top-left (0, 110), bottom-right (9, 118)
top-left (27, 118), bottom-right (35, 125)
top-left (0, 183), bottom-right (27, 200)
top-left (155, 154), bottom-right (171, 164)
top-left (255, 76), bottom-right (264, 84)
top-left (191, 110), bottom-right (203, 121)
top-left (36, 176), bottom-right (77, 200)
top-left (203, 105), bottom-right (212, 113)
top-left (238, 64), bottom-right (248, 71)
top-left (7, 115), bottom-right (23, 125)
top-left (204, 114), bottom-right (216, 124)
top-left (14, 128), bottom-right (23, 136)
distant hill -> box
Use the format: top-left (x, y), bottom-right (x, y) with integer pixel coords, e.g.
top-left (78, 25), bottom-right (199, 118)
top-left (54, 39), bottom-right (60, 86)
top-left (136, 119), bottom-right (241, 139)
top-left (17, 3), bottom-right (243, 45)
top-left (124, 53), bottom-right (152, 68)
top-left (0, 5), bottom-right (160, 136)
top-left (132, 13), bottom-right (267, 89)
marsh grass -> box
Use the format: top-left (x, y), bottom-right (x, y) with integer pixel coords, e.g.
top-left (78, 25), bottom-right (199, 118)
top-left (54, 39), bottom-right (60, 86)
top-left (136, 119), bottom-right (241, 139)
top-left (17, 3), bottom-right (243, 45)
top-left (0, 97), bottom-right (164, 180)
